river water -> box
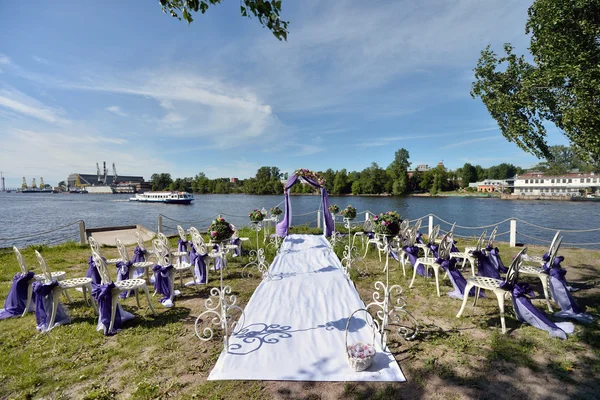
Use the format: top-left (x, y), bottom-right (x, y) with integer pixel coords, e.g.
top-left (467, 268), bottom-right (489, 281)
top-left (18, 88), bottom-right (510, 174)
top-left (1, 192), bottom-right (599, 249)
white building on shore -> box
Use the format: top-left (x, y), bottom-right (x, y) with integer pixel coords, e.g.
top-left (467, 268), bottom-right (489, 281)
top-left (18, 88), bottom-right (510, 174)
top-left (513, 172), bottom-right (600, 197)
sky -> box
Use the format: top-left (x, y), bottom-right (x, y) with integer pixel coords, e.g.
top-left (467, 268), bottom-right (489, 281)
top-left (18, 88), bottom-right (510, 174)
top-left (0, 0), bottom-right (571, 187)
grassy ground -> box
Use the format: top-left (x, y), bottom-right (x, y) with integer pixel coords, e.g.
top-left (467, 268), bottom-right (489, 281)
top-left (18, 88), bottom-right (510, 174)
top-left (0, 226), bottom-right (598, 400)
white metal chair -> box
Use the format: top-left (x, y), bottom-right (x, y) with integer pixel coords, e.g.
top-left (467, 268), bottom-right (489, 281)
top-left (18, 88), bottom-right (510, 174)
top-left (436, 223), bottom-right (456, 243)
top-left (397, 226), bottom-right (418, 276)
top-left (409, 235), bottom-right (453, 297)
top-left (352, 217), bottom-right (374, 250)
top-left (486, 226), bottom-right (498, 251)
top-left (92, 252), bottom-right (156, 333)
top-left (12, 246), bottom-right (37, 316)
top-left (522, 231), bottom-right (561, 265)
top-left (116, 239), bottom-right (154, 283)
top-left (456, 247), bottom-right (527, 334)
top-left (88, 236), bottom-right (121, 264)
top-left (450, 230), bottom-right (487, 277)
top-left (415, 224), bottom-right (440, 259)
top-left (34, 250), bottom-right (97, 327)
top-left (520, 237), bottom-right (563, 312)
top-left (153, 239), bottom-right (198, 289)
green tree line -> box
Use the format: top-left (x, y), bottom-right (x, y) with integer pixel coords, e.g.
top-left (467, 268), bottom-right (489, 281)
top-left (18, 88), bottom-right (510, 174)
top-left (150, 145), bottom-right (595, 195)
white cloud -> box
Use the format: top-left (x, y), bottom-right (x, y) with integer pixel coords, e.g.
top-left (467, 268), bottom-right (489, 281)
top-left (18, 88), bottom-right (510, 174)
top-left (105, 105), bottom-right (128, 117)
top-left (0, 54), bottom-right (10, 65)
top-left (440, 135), bottom-right (503, 149)
top-left (32, 55), bottom-right (50, 65)
top-left (0, 88), bottom-right (69, 124)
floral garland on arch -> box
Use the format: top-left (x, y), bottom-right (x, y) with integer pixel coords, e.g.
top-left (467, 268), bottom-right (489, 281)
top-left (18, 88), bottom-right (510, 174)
top-left (294, 168), bottom-right (325, 186)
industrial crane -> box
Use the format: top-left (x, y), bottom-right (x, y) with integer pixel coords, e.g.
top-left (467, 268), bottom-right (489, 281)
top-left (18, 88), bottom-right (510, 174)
top-left (22, 177), bottom-right (27, 189)
top-left (112, 162), bottom-right (118, 185)
top-left (40, 177), bottom-right (45, 189)
top-left (103, 162), bottom-right (108, 185)
top-left (96, 163), bottom-right (101, 183)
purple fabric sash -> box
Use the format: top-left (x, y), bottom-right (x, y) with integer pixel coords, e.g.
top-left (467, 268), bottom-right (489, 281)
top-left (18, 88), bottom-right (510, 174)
top-left (545, 260), bottom-right (593, 323)
top-left (32, 280), bottom-right (70, 332)
top-left (405, 246), bottom-right (429, 277)
top-left (116, 261), bottom-right (133, 298)
top-left (416, 233), bottom-right (424, 245)
top-left (0, 271), bottom-right (35, 319)
top-left (427, 243), bottom-right (439, 259)
top-left (153, 264), bottom-right (173, 306)
top-left (472, 250), bottom-right (501, 280)
top-left (438, 258), bottom-right (480, 299)
top-left (91, 282), bottom-right (122, 335)
top-left (177, 239), bottom-right (190, 264)
top-left (487, 245), bottom-right (508, 273)
top-left (132, 246), bottom-right (147, 278)
top-left (86, 256), bottom-right (102, 285)
top-left (500, 281), bottom-right (570, 339)
top-left (276, 174), bottom-right (334, 237)
top-left (230, 237), bottom-right (242, 257)
top-left (189, 245), bottom-right (208, 283)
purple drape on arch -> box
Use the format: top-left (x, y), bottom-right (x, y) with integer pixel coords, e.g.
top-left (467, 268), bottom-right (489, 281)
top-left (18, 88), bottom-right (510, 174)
top-left (276, 174), bottom-right (334, 238)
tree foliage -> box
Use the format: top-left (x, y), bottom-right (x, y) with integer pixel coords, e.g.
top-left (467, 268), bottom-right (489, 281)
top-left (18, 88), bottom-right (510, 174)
top-left (159, 0), bottom-right (289, 40)
top-left (471, 0), bottom-right (600, 162)
top-left (151, 173), bottom-right (174, 191)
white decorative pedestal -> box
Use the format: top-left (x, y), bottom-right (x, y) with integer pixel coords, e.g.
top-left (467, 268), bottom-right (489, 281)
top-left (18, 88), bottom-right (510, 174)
top-left (195, 240), bottom-right (246, 352)
top-left (263, 215), bottom-right (281, 250)
top-left (364, 235), bottom-right (418, 346)
top-left (242, 221), bottom-right (271, 280)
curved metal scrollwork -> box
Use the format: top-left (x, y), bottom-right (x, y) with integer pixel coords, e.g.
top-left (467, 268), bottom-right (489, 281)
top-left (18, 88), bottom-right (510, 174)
top-left (243, 221), bottom-right (271, 280)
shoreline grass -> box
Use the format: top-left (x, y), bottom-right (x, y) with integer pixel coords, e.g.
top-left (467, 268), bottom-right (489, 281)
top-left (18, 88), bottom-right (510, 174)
top-left (0, 229), bottom-right (598, 399)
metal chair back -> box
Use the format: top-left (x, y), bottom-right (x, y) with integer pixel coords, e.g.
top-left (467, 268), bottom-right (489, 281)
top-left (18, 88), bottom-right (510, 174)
top-left (153, 239), bottom-right (172, 266)
top-left (92, 251), bottom-right (113, 284)
top-left (13, 246), bottom-right (28, 275)
top-left (34, 250), bottom-right (53, 283)
top-left (135, 231), bottom-right (146, 252)
top-left (475, 230), bottom-right (487, 252)
top-left (191, 231), bottom-right (208, 254)
top-left (487, 226), bottom-right (498, 248)
top-left (548, 231), bottom-right (561, 255)
top-left (547, 236), bottom-right (563, 267)
top-left (429, 225), bottom-right (440, 244)
top-left (504, 247), bottom-right (527, 287)
top-left (115, 239), bottom-right (130, 263)
top-left (438, 236), bottom-right (453, 260)
top-left (414, 218), bottom-right (422, 232)
top-left (177, 225), bottom-right (187, 242)
top-left (88, 236), bottom-right (101, 254)
top-left (157, 232), bottom-right (169, 246)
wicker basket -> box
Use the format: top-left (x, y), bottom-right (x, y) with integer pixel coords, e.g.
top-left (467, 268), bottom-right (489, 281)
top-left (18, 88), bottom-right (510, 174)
top-left (345, 309), bottom-right (377, 372)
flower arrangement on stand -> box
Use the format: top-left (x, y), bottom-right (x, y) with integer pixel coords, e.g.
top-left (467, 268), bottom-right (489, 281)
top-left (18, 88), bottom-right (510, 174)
top-left (249, 209), bottom-right (265, 222)
top-left (270, 206), bottom-right (283, 216)
top-left (208, 217), bottom-right (235, 241)
top-left (373, 211), bottom-right (401, 235)
top-left (340, 205), bottom-right (357, 220)
top-left (328, 204), bottom-right (340, 214)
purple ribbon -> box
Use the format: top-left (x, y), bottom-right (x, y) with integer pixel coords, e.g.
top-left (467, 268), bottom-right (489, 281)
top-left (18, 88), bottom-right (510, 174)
top-left (0, 271), bottom-right (35, 319)
top-left (472, 250), bottom-right (501, 280)
top-left (91, 282), bottom-right (121, 335)
top-left (115, 261), bottom-right (133, 298)
top-left (500, 281), bottom-right (568, 339)
top-left (438, 258), bottom-right (481, 298)
top-left (86, 256), bottom-right (102, 285)
top-left (487, 246), bottom-right (508, 273)
top-left (152, 264), bottom-right (173, 304)
top-left (177, 239), bottom-right (190, 263)
top-left (32, 280), bottom-right (69, 331)
top-left (132, 246), bottom-right (146, 264)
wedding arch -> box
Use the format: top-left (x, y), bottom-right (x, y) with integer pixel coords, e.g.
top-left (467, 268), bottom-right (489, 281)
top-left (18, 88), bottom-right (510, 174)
top-left (276, 169), bottom-right (335, 237)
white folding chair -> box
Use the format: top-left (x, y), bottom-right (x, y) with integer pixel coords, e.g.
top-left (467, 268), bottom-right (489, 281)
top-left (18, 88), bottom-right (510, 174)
top-left (12, 246), bottom-right (36, 316)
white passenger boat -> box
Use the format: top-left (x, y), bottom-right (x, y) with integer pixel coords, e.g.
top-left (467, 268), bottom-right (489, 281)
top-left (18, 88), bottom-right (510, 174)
top-left (129, 191), bottom-right (194, 204)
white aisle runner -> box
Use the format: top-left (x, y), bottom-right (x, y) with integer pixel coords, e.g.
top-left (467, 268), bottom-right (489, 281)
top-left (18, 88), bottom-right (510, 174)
top-left (208, 234), bottom-right (406, 382)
